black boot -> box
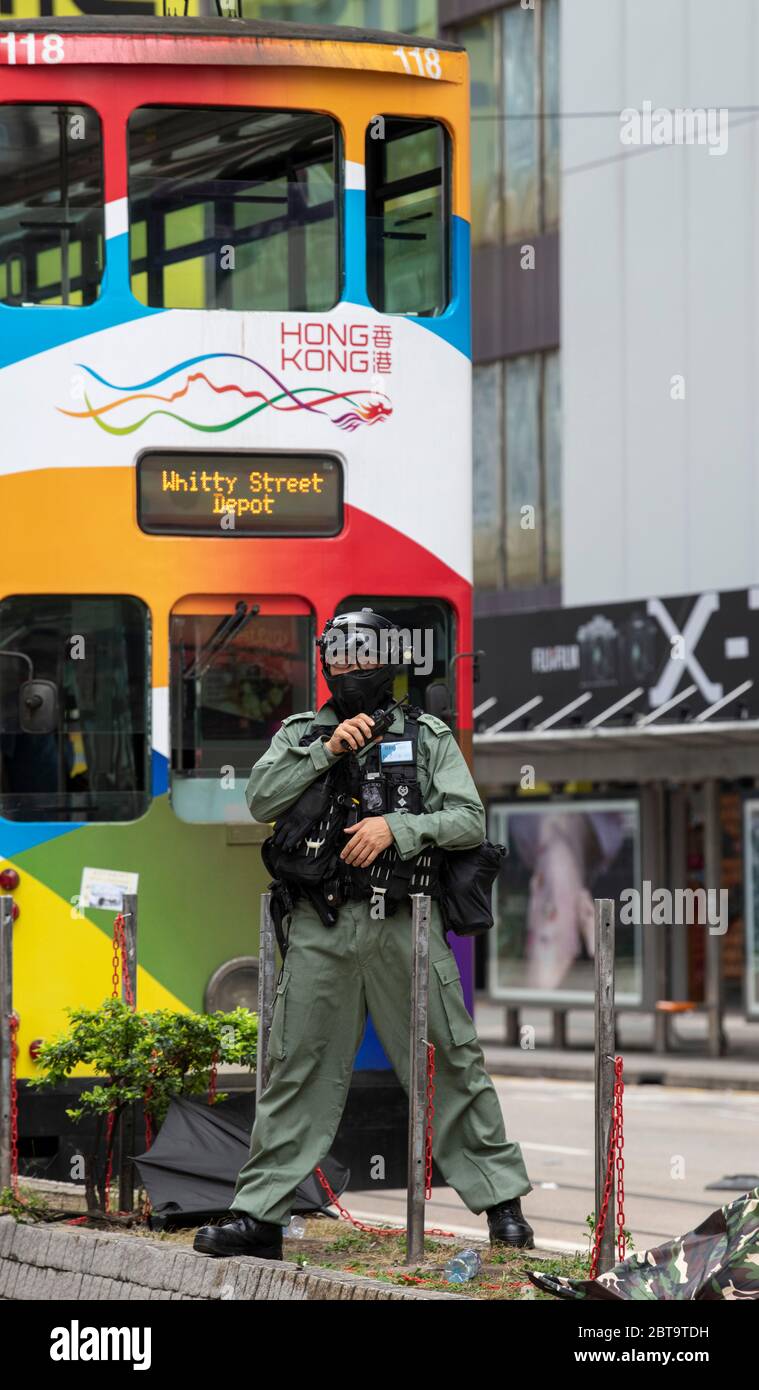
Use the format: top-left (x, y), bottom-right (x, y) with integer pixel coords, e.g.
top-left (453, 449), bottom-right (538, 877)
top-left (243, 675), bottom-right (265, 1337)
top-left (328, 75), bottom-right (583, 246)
top-left (486, 1197), bottom-right (535, 1249)
top-left (193, 1211), bottom-right (283, 1260)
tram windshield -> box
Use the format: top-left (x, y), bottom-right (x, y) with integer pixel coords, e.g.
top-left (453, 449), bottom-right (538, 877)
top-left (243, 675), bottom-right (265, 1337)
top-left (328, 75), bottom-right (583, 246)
top-left (170, 599), bottom-right (312, 823)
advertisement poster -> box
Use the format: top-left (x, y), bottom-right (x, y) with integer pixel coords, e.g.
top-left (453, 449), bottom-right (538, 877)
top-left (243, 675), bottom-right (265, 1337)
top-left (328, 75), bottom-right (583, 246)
top-left (488, 799), bottom-right (642, 1005)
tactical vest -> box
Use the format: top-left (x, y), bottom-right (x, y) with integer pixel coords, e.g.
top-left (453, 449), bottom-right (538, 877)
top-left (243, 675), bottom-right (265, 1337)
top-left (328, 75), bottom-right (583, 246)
top-left (262, 707), bottom-right (441, 925)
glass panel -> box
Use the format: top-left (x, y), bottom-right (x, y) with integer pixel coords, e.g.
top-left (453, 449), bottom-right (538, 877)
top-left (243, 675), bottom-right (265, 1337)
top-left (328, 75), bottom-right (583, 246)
top-left (455, 16), bottom-right (501, 247)
top-left (366, 118), bottom-right (450, 316)
top-left (543, 348), bottom-right (562, 582)
top-left (335, 596), bottom-right (454, 721)
top-left (0, 105), bottom-right (104, 307)
top-left (170, 601), bottom-right (312, 823)
top-left (128, 107), bottom-right (339, 311)
top-left (542, 0), bottom-right (560, 231)
top-left (0, 596), bottom-right (149, 822)
top-left (239, 0), bottom-right (436, 34)
top-left (473, 362), bottom-right (503, 588)
top-left (502, 3), bottom-right (538, 241)
top-left (505, 353), bottom-right (541, 586)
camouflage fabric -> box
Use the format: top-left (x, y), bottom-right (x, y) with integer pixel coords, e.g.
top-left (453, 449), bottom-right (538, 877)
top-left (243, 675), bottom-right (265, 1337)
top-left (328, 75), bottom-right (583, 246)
top-left (527, 1187), bottom-right (759, 1301)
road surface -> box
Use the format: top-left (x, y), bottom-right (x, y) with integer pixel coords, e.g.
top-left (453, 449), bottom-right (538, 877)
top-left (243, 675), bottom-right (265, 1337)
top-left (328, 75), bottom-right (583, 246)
top-left (348, 1074), bottom-right (759, 1253)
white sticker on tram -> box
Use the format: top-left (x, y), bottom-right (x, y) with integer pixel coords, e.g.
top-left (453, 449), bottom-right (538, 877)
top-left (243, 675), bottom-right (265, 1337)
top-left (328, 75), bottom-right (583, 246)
top-left (105, 198), bottom-right (129, 241)
top-left (152, 688), bottom-right (170, 760)
top-left (344, 161), bottom-right (366, 192)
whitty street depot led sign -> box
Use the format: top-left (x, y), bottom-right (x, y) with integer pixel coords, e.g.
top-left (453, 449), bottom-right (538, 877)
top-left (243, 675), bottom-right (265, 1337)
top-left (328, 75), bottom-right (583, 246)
top-left (137, 452), bottom-right (342, 538)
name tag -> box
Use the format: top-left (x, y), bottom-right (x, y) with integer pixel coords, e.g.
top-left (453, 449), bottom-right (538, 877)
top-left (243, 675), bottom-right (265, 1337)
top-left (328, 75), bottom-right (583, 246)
top-left (380, 740), bottom-right (414, 764)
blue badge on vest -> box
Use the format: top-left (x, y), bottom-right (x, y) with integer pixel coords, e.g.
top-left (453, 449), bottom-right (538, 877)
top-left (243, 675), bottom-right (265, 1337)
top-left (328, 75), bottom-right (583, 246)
top-left (380, 740), bottom-right (414, 764)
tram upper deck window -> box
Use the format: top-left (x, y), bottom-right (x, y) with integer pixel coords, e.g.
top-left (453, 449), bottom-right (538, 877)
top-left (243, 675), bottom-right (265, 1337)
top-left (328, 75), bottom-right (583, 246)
top-left (0, 596), bottom-right (150, 823)
top-left (365, 118), bottom-right (450, 316)
top-left (170, 597), bottom-right (312, 824)
top-left (128, 107), bottom-right (340, 311)
top-left (0, 105), bottom-right (105, 307)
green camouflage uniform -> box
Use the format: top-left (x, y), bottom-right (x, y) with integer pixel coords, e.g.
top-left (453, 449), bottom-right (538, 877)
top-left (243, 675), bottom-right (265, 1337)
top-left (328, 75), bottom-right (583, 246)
top-left (529, 1186), bottom-right (759, 1300)
top-left (231, 701), bottom-right (533, 1227)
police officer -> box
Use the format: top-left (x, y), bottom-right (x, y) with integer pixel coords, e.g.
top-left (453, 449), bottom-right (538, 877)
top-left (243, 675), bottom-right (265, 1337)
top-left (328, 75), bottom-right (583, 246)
top-left (194, 610), bottom-right (534, 1260)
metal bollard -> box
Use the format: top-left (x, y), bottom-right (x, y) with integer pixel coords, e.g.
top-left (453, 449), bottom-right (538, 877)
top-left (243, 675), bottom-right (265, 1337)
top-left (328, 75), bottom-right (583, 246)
top-left (405, 893), bottom-right (431, 1266)
top-left (594, 898), bottom-right (616, 1276)
top-left (256, 892), bottom-right (277, 1102)
top-left (0, 896), bottom-right (13, 1193)
top-left (120, 893), bottom-right (138, 1007)
top-left (119, 892), bottom-right (138, 1212)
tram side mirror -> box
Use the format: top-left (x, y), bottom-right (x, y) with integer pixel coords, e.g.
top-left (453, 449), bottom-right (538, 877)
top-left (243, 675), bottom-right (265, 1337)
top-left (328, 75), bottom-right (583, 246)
top-left (19, 680), bottom-right (59, 735)
top-left (425, 681), bottom-right (454, 726)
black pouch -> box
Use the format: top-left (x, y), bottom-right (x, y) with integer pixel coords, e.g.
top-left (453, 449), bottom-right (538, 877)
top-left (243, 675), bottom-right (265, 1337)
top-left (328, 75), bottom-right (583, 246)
top-left (438, 840), bottom-right (507, 937)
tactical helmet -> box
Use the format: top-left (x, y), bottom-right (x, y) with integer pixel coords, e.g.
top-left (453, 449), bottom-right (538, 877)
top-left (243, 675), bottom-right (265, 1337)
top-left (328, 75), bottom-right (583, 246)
top-left (316, 608), bottom-right (409, 677)
top-left (317, 608), bottom-right (409, 718)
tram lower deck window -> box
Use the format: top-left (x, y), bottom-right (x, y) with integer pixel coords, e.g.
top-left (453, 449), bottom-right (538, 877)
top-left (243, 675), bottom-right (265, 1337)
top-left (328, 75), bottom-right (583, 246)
top-left (0, 105), bottom-right (105, 307)
top-left (169, 599), bottom-right (312, 824)
top-left (0, 596), bottom-right (150, 823)
top-left (366, 118), bottom-right (451, 316)
top-left (128, 107), bottom-right (340, 311)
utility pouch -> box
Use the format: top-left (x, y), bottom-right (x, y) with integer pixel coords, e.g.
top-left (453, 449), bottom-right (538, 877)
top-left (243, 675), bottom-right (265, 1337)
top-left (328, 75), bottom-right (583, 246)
top-left (439, 840), bottom-right (507, 937)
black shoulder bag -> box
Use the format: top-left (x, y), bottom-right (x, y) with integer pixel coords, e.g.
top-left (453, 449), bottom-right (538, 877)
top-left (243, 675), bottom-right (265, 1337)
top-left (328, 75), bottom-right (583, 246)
top-left (438, 839), bottom-right (507, 937)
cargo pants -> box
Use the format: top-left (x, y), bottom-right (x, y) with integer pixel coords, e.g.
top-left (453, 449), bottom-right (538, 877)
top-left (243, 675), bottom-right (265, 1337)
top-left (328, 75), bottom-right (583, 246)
top-left (232, 896), bottom-right (533, 1225)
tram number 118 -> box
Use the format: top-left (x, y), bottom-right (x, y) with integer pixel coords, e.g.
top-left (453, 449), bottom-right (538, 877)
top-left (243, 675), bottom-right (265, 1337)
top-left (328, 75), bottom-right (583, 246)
top-left (0, 33), bottom-right (65, 64)
top-left (393, 46), bottom-right (442, 79)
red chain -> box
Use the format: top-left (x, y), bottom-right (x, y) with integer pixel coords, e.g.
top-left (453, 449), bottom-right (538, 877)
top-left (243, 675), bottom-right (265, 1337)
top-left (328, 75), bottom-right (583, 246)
top-left (312, 1044), bottom-right (455, 1240)
top-left (112, 913), bottom-right (135, 1011)
top-left (614, 1058), bottom-right (626, 1262)
top-left (424, 1042), bottom-right (436, 1201)
top-left (8, 1012), bottom-right (19, 1198)
top-left (103, 1110), bottom-right (116, 1215)
top-left (104, 913), bottom-right (136, 1214)
top-left (208, 1050), bottom-right (219, 1105)
top-left (313, 1163), bottom-right (455, 1239)
top-left (589, 1056), bottom-right (626, 1278)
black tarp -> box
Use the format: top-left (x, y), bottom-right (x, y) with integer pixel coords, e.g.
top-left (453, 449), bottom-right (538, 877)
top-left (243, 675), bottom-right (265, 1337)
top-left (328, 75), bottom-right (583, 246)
top-left (132, 1094), bottom-right (350, 1231)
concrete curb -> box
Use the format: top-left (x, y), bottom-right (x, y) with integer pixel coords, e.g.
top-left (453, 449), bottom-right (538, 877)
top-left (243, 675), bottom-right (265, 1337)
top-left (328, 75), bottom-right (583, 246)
top-left (0, 1216), bottom-right (469, 1301)
top-left (481, 1045), bottom-right (759, 1092)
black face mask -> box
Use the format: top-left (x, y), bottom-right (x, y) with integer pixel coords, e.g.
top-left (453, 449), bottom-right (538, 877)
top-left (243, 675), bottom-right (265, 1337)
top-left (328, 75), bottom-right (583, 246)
top-left (324, 667), bottom-right (394, 719)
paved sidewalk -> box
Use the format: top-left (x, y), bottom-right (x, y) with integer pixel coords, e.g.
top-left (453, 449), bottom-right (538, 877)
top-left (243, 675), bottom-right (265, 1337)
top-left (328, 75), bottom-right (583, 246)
top-left (476, 1001), bottom-right (759, 1090)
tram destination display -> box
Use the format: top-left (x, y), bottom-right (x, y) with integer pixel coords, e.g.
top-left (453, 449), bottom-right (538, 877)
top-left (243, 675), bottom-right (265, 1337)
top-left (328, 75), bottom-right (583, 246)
top-left (137, 452), bottom-right (342, 537)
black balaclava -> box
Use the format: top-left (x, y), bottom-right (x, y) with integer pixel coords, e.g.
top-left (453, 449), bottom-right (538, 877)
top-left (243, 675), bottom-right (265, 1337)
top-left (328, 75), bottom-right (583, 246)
top-left (324, 665), bottom-right (394, 719)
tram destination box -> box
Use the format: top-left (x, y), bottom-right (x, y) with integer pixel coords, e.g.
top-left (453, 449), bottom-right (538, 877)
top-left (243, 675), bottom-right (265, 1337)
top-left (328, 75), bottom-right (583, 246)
top-left (137, 450), bottom-right (342, 538)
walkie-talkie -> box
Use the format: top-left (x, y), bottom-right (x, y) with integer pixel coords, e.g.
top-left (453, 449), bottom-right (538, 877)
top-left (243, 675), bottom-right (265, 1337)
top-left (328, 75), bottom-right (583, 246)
top-left (338, 695), bottom-right (409, 751)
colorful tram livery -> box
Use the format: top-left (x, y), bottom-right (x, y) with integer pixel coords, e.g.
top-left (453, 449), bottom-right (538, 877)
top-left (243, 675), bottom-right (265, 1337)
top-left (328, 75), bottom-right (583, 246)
top-left (0, 16), bottom-right (473, 1184)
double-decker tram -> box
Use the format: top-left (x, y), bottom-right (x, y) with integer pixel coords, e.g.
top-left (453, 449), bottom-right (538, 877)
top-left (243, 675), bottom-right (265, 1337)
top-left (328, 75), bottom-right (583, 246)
top-left (0, 14), bottom-right (473, 1186)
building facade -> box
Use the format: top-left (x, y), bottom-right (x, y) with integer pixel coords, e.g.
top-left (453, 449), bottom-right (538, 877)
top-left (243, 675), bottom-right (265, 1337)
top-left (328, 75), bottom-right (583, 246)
top-left (465, 0), bottom-right (759, 1041)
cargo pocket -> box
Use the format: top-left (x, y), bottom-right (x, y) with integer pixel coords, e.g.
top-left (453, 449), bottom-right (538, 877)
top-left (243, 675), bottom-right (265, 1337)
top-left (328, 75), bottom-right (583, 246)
top-left (267, 970), bottom-right (291, 1061)
top-left (433, 954), bottom-right (477, 1047)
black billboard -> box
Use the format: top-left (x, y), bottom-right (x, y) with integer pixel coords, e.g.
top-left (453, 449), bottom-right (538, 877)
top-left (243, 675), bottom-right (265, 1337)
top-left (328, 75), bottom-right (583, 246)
top-left (474, 588), bottom-right (759, 730)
